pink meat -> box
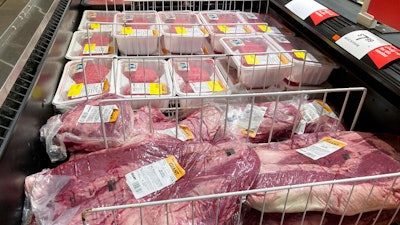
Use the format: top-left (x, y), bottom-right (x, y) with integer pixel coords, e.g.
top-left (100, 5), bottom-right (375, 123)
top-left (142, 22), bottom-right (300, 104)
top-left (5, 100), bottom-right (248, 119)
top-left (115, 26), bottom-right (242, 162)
top-left (53, 94), bottom-right (136, 153)
top-left (238, 43), bottom-right (267, 53)
top-left (81, 33), bottom-right (111, 46)
top-left (240, 206), bottom-right (400, 225)
top-left (176, 65), bottom-right (211, 82)
top-left (247, 131), bottom-right (400, 216)
top-left (71, 63), bottom-right (109, 84)
top-left (126, 18), bottom-right (151, 29)
top-left (123, 67), bottom-right (159, 83)
top-left (179, 82), bottom-right (194, 93)
top-left (25, 134), bottom-right (260, 225)
top-left (89, 15), bottom-right (114, 23)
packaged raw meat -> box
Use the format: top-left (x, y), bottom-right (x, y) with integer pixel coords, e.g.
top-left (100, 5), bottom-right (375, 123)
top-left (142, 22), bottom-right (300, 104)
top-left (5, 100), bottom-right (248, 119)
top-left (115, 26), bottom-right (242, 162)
top-left (198, 11), bottom-right (255, 52)
top-left (116, 58), bottom-right (173, 108)
top-left (52, 58), bottom-right (115, 113)
top-left (168, 57), bottom-right (229, 107)
top-left (78, 10), bottom-right (119, 32)
top-left (158, 11), bottom-right (209, 54)
top-left (41, 94), bottom-right (135, 162)
top-left (65, 30), bottom-right (117, 60)
top-left (246, 131), bottom-right (400, 216)
top-left (113, 11), bottom-right (161, 55)
top-left (219, 35), bottom-right (293, 88)
top-left (266, 34), bottom-right (339, 85)
top-left (237, 12), bottom-right (295, 36)
top-left (26, 133), bottom-right (260, 225)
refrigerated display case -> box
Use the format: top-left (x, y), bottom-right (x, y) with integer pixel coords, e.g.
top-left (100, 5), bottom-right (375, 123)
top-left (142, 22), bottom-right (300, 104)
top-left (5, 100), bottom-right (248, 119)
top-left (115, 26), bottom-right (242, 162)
top-left (0, 0), bottom-right (399, 225)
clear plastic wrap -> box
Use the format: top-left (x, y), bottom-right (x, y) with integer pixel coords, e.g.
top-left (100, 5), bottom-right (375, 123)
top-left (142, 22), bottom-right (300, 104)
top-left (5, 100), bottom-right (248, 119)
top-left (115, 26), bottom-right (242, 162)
top-left (41, 94), bottom-right (135, 161)
top-left (246, 131), bottom-right (400, 216)
top-left (25, 134), bottom-right (260, 225)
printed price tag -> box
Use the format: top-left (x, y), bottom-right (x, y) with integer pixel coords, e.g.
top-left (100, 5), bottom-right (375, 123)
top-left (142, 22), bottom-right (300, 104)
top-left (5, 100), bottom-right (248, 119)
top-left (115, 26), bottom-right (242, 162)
top-left (285, 0), bottom-right (338, 24)
top-left (189, 81), bottom-right (225, 93)
top-left (83, 44), bottom-right (109, 55)
top-left (367, 44), bottom-right (400, 69)
top-left (207, 81), bottom-right (226, 92)
top-left (243, 54), bottom-right (287, 65)
top-left (292, 50), bottom-right (318, 61)
top-left (125, 156), bottom-right (185, 199)
top-left (155, 125), bottom-right (194, 141)
top-left (90, 23), bottom-right (101, 29)
top-left (78, 105), bottom-right (119, 123)
top-left (257, 24), bottom-right (268, 32)
top-left (238, 104), bottom-right (267, 138)
top-left (130, 83), bottom-right (167, 95)
top-left (296, 137), bottom-right (347, 160)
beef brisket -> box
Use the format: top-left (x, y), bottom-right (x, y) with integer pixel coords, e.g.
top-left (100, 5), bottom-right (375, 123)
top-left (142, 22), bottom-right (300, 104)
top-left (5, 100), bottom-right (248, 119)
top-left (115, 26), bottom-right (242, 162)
top-left (25, 134), bottom-right (260, 225)
top-left (247, 131), bottom-right (400, 216)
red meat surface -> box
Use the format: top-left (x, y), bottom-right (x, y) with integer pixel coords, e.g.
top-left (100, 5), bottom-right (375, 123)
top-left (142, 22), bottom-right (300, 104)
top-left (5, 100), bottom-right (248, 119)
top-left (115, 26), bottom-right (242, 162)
top-left (25, 134), bottom-right (260, 225)
top-left (71, 63), bottom-right (109, 84)
top-left (81, 33), bottom-right (111, 46)
top-left (127, 18), bottom-right (152, 29)
top-left (176, 65), bottom-right (211, 82)
top-left (89, 15), bottom-right (114, 23)
top-left (238, 42), bottom-right (267, 53)
top-left (179, 82), bottom-right (194, 93)
top-left (247, 131), bottom-right (400, 216)
top-left (123, 67), bottom-right (159, 83)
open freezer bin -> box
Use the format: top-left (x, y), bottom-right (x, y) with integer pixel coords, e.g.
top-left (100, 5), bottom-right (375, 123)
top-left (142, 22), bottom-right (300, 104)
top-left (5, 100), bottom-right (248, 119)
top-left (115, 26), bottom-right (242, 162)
top-left (0, 0), bottom-right (400, 225)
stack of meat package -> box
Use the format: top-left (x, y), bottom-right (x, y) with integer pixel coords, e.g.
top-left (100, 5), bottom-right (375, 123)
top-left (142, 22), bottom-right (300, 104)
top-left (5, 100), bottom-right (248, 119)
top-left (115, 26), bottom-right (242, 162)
top-left (27, 7), bottom-right (400, 225)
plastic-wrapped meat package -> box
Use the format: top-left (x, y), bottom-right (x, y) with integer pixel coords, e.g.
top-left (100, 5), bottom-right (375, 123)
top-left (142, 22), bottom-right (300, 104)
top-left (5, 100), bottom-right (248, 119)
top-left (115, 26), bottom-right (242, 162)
top-left (78, 10), bottom-right (119, 32)
top-left (239, 206), bottom-right (400, 225)
top-left (40, 94), bottom-right (135, 162)
top-left (25, 133), bottom-right (260, 225)
top-left (65, 31), bottom-right (117, 60)
top-left (159, 11), bottom-right (209, 54)
top-left (136, 105), bottom-right (224, 142)
top-left (226, 101), bottom-right (299, 143)
top-left (237, 12), bottom-right (295, 36)
top-left (246, 131), bottom-right (400, 216)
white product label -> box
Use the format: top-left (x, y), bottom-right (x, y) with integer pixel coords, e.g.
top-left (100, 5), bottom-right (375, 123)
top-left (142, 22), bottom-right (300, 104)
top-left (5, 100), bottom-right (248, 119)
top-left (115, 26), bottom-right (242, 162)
top-left (190, 82), bottom-right (212, 93)
top-left (285, 0), bottom-right (327, 20)
top-left (295, 100), bottom-right (337, 134)
top-left (237, 104), bottom-right (267, 137)
top-left (70, 83), bottom-right (104, 99)
top-left (230, 39), bottom-right (245, 47)
top-left (245, 13), bottom-right (258, 20)
top-left (125, 156), bottom-right (185, 199)
top-left (78, 105), bottom-right (118, 123)
top-left (243, 54), bottom-right (283, 65)
top-left (335, 30), bottom-right (388, 60)
top-left (267, 26), bottom-right (281, 34)
top-left (130, 83), bottom-right (167, 95)
top-left (124, 63), bottom-right (138, 72)
top-left (174, 27), bottom-right (205, 36)
top-left (272, 35), bottom-right (291, 44)
top-left (133, 29), bottom-right (154, 36)
top-left (177, 62), bottom-right (190, 71)
top-left (207, 13), bottom-right (219, 20)
top-left (155, 125), bottom-right (194, 141)
top-left (296, 137), bottom-right (347, 160)
top-left (83, 44), bottom-right (110, 55)
top-left (72, 63), bottom-right (84, 73)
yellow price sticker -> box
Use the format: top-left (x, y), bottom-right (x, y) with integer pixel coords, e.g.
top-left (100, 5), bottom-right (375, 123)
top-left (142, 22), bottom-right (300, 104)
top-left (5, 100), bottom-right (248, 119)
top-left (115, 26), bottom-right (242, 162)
top-left (109, 108), bottom-right (119, 123)
top-left (321, 137), bottom-right (347, 148)
top-left (200, 27), bottom-right (209, 34)
top-left (67, 83), bottom-right (84, 97)
top-left (152, 29), bottom-right (159, 36)
top-left (102, 79), bottom-right (109, 93)
top-left (90, 23), bottom-right (101, 29)
top-left (165, 155), bottom-right (186, 179)
top-left (83, 44), bottom-right (96, 52)
top-left (121, 27), bottom-right (133, 35)
top-left (179, 125), bottom-right (194, 140)
top-left (257, 24), bottom-right (268, 32)
top-left (175, 26), bottom-right (187, 34)
top-left (314, 100), bottom-right (334, 113)
top-left (241, 129), bottom-right (257, 138)
top-left (207, 81), bottom-right (226, 92)
top-left (217, 25), bottom-right (229, 33)
top-left (244, 55), bottom-right (260, 65)
top-left (293, 50), bottom-right (307, 59)
top-left (149, 83), bottom-right (167, 95)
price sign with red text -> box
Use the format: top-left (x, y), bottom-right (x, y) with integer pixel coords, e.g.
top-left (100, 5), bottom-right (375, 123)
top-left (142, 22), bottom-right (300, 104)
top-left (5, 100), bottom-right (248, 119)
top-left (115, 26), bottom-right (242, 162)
top-left (334, 30), bottom-right (400, 69)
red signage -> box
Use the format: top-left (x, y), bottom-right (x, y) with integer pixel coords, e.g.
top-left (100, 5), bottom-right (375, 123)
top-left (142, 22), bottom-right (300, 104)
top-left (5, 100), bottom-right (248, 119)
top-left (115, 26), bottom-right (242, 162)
top-left (367, 0), bottom-right (400, 31)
